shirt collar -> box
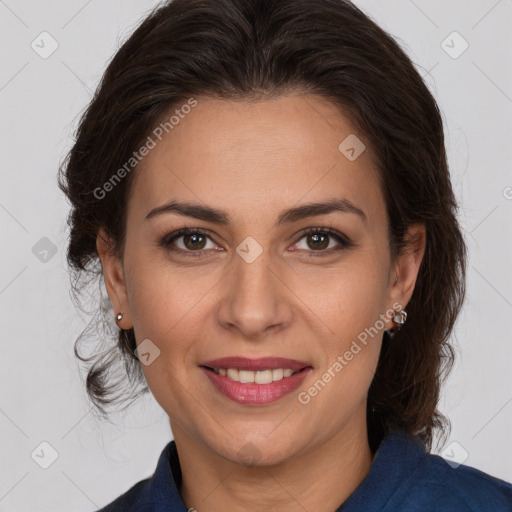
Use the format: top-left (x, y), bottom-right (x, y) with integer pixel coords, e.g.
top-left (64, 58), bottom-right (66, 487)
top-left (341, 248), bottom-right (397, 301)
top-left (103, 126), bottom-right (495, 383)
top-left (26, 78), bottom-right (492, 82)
top-left (337, 428), bottom-right (426, 511)
top-left (148, 428), bottom-right (425, 511)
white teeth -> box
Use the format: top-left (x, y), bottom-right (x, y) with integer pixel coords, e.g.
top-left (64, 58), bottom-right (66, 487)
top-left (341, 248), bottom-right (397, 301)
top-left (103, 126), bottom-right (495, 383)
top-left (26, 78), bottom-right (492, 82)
top-left (239, 370), bottom-right (255, 383)
top-left (227, 368), bottom-right (239, 381)
top-left (272, 368), bottom-right (284, 381)
top-left (255, 370), bottom-right (273, 384)
top-left (212, 367), bottom-right (301, 383)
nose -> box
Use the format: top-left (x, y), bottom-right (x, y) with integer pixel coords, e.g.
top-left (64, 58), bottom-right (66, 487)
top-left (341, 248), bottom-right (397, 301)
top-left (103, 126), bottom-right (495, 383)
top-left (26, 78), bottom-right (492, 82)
top-left (216, 245), bottom-right (294, 340)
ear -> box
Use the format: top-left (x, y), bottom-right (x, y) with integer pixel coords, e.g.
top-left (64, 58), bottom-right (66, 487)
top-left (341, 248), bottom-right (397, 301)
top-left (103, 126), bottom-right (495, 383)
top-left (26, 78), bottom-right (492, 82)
top-left (96, 227), bottom-right (132, 329)
top-left (386, 223), bottom-right (426, 324)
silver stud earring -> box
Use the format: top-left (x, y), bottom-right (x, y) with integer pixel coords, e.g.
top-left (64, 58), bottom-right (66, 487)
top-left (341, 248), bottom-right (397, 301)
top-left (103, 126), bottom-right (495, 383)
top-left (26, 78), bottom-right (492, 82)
top-left (392, 309), bottom-right (407, 326)
top-left (384, 308), bottom-right (407, 337)
top-left (115, 312), bottom-right (124, 323)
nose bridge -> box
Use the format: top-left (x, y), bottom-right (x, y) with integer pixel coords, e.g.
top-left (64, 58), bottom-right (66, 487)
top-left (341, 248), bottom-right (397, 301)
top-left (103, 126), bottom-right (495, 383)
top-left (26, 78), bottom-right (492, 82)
top-left (235, 245), bottom-right (274, 300)
top-left (217, 241), bottom-right (291, 338)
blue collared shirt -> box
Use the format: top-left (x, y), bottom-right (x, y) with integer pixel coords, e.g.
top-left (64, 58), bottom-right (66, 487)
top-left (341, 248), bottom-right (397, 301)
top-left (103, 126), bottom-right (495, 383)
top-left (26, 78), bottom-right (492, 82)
top-left (96, 429), bottom-right (512, 511)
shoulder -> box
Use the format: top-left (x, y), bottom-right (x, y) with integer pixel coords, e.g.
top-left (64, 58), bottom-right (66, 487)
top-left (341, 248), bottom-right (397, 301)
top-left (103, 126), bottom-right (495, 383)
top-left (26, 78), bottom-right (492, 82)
top-left (363, 429), bottom-right (512, 512)
top-left (397, 449), bottom-right (512, 511)
top-left (95, 440), bottom-right (187, 512)
top-left (96, 477), bottom-right (153, 512)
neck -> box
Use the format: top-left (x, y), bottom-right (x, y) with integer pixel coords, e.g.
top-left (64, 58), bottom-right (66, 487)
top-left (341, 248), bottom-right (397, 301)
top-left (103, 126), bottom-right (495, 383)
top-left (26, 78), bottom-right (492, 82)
top-left (171, 408), bottom-right (374, 512)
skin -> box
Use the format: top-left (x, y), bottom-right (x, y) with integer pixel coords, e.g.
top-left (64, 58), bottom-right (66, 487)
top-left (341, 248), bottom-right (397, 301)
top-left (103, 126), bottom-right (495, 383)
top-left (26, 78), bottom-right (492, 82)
top-left (97, 93), bottom-right (426, 512)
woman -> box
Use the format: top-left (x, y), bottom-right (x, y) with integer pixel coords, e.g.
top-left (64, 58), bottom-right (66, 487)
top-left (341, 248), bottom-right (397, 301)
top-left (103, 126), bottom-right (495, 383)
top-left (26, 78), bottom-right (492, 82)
top-left (58, 0), bottom-right (512, 510)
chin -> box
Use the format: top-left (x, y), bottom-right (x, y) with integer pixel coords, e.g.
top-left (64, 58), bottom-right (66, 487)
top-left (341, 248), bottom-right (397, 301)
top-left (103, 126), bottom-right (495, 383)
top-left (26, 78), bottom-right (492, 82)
top-left (213, 434), bottom-right (300, 467)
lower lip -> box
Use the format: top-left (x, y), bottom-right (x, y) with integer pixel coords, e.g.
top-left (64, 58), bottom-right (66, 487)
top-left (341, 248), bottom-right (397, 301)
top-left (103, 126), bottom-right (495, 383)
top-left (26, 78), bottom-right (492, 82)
top-left (200, 366), bottom-right (312, 405)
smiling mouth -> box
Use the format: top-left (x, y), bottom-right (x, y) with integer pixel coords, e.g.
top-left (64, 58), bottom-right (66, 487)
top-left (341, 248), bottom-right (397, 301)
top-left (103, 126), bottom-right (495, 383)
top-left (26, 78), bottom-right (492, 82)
top-left (201, 366), bottom-right (311, 384)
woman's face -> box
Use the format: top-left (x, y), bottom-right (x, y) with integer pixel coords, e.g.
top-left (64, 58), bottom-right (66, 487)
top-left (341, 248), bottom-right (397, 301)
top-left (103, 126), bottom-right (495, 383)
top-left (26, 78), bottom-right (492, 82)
top-left (99, 93), bottom-right (424, 465)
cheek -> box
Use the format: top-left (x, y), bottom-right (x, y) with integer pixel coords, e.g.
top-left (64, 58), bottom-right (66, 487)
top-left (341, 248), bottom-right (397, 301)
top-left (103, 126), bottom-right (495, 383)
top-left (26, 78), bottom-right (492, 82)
top-left (301, 270), bottom-right (384, 419)
top-left (125, 244), bottom-right (210, 339)
top-left (293, 255), bottom-right (387, 383)
top-left (295, 253), bottom-right (388, 328)
top-left (128, 261), bottom-right (213, 412)
top-left (125, 253), bottom-right (223, 397)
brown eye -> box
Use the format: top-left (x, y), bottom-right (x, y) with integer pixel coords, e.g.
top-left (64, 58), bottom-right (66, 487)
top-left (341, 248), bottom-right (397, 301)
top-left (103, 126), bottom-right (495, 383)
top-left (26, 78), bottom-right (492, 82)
top-left (182, 232), bottom-right (207, 250)
top-left (293, 227), bottom-right (353, 256)
top-left (160, 228), bottom-right (217, 256)
top-left (306, 232), bottom-right (330, 250)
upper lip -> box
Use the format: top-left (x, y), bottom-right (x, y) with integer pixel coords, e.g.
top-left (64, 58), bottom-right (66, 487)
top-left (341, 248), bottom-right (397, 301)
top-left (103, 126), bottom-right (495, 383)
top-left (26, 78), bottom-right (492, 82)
top-left (200, 356), bottom-right (312, 371)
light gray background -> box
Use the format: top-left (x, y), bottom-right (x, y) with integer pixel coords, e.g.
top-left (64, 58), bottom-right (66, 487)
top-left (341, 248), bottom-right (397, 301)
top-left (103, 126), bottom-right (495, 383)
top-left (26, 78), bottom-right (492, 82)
top-left (0, 0), bottom-right (511, 510)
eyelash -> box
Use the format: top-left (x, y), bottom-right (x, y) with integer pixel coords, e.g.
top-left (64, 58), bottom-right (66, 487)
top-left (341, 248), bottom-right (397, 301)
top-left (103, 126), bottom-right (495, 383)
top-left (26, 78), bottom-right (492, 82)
top-left (159, 227), bottom-right (354, 258)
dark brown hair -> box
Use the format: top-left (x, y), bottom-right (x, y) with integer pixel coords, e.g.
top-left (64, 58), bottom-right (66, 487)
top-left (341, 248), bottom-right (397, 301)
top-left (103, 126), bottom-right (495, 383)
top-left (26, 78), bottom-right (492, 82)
top-left (58, 0), bottom-right (467, 453)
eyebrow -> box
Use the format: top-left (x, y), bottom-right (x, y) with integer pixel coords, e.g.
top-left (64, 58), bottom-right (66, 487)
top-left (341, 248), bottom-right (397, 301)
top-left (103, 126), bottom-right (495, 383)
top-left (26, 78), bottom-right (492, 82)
top-left (145, 197), bottom-right (368, 226)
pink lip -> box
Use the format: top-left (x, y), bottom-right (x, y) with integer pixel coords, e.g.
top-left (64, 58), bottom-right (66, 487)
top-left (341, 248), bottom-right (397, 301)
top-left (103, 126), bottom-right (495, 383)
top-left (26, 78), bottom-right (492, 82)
top-left (200, 356), bottom-right (312, 371)
top-left (200, 366), bottom-right (313, 405)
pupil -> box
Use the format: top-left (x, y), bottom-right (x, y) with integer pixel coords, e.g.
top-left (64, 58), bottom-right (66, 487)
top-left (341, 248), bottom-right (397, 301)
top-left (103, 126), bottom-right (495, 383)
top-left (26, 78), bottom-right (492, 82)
top-left (309, 233), bottom-right (328, 250)
top-left (185, 234), bottom-right (205, 250)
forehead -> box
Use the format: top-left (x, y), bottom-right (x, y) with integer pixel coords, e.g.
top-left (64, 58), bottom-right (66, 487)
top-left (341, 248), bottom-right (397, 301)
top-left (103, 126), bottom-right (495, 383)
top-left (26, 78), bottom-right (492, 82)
top-left (128, 94), bottom-right (385, 228)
